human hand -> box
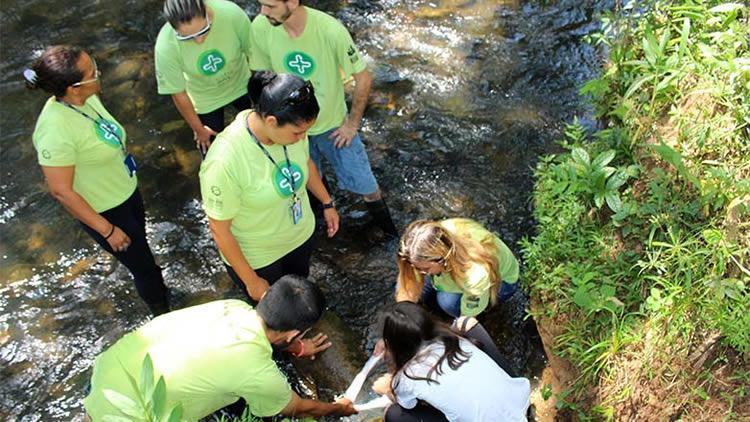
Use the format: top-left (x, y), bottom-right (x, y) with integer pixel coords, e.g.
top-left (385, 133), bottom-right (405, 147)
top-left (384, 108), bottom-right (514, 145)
top-left (194, 125), bottom-right (218, 155)
top-left (334, 397), bottom-right (358, 416)
top-left (299, 333), bottom-right (332, 359)
top-left (373, 339), bottom-right (385, 358)
top-left (372, 373), bottom-right (393, 396)
top-left (323, 208), bottom-right (339, 237)
top-left (245, 276), bottom-right (270, 302)
top-left (106, 226), bottom-right (131, 253)
top-left (330, 119), bottom-right (357, 148)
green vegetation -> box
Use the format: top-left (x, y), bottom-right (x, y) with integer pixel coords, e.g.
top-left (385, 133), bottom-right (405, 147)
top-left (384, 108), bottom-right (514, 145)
top-left (522, 0), bottom-right (749, 418)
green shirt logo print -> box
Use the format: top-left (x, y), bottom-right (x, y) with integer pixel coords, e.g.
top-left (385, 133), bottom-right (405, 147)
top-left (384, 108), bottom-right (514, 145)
top-left (198, 49), bottom-right (226, 76)
top-left (284, 52), bottom-right (316, 77)
top-left (273, 162), bottom-right (304, 198)
top-left (95, 119), bottom-right (123, 148)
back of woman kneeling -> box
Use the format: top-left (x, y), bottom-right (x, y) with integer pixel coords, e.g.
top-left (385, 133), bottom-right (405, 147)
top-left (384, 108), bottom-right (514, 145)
top-left (379, 302), bottom-right (530, 422)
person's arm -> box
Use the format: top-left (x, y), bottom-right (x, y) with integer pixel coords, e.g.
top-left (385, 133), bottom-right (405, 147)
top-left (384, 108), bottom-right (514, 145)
top-left (171, 92), bottom-right (217, 154)
top-left (42, 166), bottom-right (130, 252)
top-left (306, 158), bottom-right (339, 237)
top-left (280, 391), bottom-right (357, 418)
top-left (331, 69), bottom-right (372, 148)
top-left (207, 217), bottom-right (269, 301)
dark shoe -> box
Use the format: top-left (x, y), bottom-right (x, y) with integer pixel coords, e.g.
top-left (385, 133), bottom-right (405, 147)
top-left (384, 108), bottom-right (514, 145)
top-left (365, 198), bottom-right (399, 238)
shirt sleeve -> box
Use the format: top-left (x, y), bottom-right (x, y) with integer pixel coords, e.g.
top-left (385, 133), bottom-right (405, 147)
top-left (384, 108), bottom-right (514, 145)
top-left (330, 21), bottom-right (367, 77)
top-left (249, 17), bottom-right (272, 70)
top-left (154, 28), bottom-right (187, 95)
top-left (34, 120), bottom-right (76, 167)
top-left (393, 373), bottom-right (418, 410)
top-left (239, 360), bottom-right (292, 417)
top-left (496, 239), bottom-right (520, 283)
top-left (199, 157), bottom-right (242, 221)
top-left (460, 264), bottom-right (491, 317)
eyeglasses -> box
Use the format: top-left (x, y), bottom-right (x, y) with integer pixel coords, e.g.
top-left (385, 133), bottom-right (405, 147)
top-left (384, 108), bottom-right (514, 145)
top-left (285, 81), bottom-right (314, 106)
top-left (175, 16), bottom-right (211, 41)
top-left (72, 59), bottom-right (101, 87)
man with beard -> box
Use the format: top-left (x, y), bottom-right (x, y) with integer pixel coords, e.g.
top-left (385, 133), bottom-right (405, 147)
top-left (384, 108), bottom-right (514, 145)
top-left (249, 0), bottom-right (399, 239)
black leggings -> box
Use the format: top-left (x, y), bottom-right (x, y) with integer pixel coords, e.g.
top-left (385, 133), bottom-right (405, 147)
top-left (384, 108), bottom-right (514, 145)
top-left (225, 235), bottom-right (315, 305)
top-left (384, 321), bottom-right (515, 422)
top-left (197, 94), bottom-right (253, 135)
top-left (79, 189), bottom-right (167, 306)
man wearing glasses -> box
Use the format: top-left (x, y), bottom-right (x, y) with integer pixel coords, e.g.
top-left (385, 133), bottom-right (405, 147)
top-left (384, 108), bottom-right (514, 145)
top-left (83, 275), bottom-right (357, 420)
top-left (154, 0), bottom-right (254, 156)
top-left (249, 0), bottom-right (399, 238)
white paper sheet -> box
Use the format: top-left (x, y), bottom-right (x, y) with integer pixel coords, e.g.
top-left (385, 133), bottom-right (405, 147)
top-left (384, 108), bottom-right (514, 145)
top-left (354, 395), bottom-right (392, 411)
top-left (343, 353), bottom-right (392, 411)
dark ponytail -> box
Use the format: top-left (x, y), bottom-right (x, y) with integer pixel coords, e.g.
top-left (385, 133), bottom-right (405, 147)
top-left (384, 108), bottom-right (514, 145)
top-left (247, 70), bottom-right (319, 127)
top-left (24, 46), bottom-right (84, 98)
top-left (382, 302), bottom-right (471, 389)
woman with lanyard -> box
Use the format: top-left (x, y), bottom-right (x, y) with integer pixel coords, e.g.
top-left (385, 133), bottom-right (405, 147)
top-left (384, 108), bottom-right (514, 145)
top-left (199, 70), bottom-right (339, 303)
top-left (25, 46), bottom-right (170, 316)
top-left (395, 218), bottom-right (520, 319)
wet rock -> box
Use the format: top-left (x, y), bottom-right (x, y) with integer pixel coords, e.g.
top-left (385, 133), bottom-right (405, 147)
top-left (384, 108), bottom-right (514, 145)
top-left (108, 59), bottom-right (143, 84)
top-left (293, 311), bottom-right (366, 400)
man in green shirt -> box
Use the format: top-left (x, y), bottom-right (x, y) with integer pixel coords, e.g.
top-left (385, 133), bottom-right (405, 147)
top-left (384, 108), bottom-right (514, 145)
top-left (249, 0), bottom-right (399, 238)
top-left (155, 0), bottom-right (253, 155)
top-left (83, 275), bottom-right (357, 420)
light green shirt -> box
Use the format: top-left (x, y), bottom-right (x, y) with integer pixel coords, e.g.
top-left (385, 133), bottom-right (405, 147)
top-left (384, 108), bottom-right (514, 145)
top-left (32, 95), bottom-right (137, 212)
top-left (249, 7), bottom-right (367, 135)
top-left (154, 0), bottom-right (252, 114)
top-left (83, 300), bottom-right (291, 421)
top-left (199, 111), bottom-right (314, 268)
top-left (432, 218), bottom-right (520, 316)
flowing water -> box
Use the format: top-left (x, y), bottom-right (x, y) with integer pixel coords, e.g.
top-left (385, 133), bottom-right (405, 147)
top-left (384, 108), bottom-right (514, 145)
top-left (0, 0), bottom-right (610, 419)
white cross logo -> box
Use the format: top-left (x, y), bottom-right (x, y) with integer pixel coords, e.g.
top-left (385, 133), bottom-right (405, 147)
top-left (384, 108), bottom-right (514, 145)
top-left (99, 122), bottom-right (118, 141)
top-left (288, 54), bottom-right (312, 74)
top-left (279, 167), bottom-right (302, 192)
top-left (202, 55), bottom-right (224, 73)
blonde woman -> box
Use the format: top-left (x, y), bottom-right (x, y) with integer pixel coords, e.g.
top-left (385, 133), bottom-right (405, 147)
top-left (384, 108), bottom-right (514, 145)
top-left (396, 218), bottom-right (520, 318)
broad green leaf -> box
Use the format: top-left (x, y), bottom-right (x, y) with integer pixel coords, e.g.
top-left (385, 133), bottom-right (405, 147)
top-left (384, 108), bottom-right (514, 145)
top-left (624, 74), bottom-right (657, 99)
top-left (605, 191), bottom-right (623, 213)
top-left (701, 229), bottom-right (723, 244)
top-left (600, 285), bottom-right (616, 298)
top-left (103, 389), bottom-right (144, 419)
top-left (651, 142), bottom-right (701, 188)
top-left (592, 150), bottom-right (616, 169)
top-left (708, 3), bottom-right (745, 13)
top-left (657, 27), bottom-right (670, 57)
top-left (103, 416), bottom-right (135, 422)
top-left (606, 169), bottom-right (629, 190)
top-left (152, 376), bottom-right (167, 417)
top-left (164, 403), bottom-right (183, 422)
top-left (573, 287), bottom-right (593, 309)
top-left (679, 18), bottom-right (691, 58)
top-left (571, 147), bottom-right (590, 167)
top-left (140, 354), bottom-right (155, 404)
top-left (594, 192), bottom-right (605, 208)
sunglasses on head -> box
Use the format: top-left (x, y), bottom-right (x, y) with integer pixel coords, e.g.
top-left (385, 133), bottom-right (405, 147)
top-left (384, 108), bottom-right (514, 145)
top-left (72, 59), bottom-right (100, 87)
top-left (175, 16), bottom-right (211, 41)
top-left (285, 80), bottom-right (314, 106)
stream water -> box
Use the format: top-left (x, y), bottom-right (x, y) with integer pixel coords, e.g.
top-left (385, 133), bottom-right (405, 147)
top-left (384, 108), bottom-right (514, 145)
top-left (0, 0), bottom-right (610, 419)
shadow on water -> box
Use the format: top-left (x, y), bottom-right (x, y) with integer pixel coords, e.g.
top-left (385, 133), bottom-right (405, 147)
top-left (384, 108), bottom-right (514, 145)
top-left (0, 0), bottom-right (611, 419)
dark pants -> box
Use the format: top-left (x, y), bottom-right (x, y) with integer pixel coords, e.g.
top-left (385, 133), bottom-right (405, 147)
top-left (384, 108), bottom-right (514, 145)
top-left (197, 94), bottom-right (253, 134)
top-left (79, 189), bottom-right (167, 306)
top-left (384, 321), bottom-right (515, 422)
top-left (225, 235), bottom-right (315, 304)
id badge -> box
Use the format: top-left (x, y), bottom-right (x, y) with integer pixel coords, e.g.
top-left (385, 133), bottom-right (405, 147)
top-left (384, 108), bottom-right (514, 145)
top-left (290, 196), bottom-right (303, 225)
top-left (124, 153), bottom-right (137, 177)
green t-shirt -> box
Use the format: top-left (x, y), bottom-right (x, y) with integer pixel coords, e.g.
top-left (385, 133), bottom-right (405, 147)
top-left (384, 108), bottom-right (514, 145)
top-left (432, 218), bottom-right (520, 317)
top-left (154, 0), bottom-right (252, 114)
top-left (83, 300), bottom-right (291, 421)
top-left (249, 7), bottom-right (367, 135)
top-left (32, 95), bottom-right (137, 213)
top-left (199, 111), bottom-right (314, 268)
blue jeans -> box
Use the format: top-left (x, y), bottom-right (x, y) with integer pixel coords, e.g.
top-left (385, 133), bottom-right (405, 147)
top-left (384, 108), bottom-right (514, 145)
top-left (420, 277), bottom-right (519, 318)
top-left (308, 128), bottom-right (379, 195)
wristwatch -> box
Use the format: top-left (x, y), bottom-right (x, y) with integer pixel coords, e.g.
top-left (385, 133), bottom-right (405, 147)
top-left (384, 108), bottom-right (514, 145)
top-left (322, 201), bottom-right (335, 210)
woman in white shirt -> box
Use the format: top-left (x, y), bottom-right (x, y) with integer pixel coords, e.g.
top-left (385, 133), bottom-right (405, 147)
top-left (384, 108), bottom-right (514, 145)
top-left (373, 302), bottom-right (530, 422)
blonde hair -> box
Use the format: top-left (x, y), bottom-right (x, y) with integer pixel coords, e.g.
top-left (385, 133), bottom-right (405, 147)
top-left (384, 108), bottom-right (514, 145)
top-left (397, 219), bottom-right (502, 305)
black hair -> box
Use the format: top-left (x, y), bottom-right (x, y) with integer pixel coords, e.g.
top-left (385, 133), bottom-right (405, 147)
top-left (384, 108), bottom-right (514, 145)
top-left (247, 70), bottom-right (319, 127)
top-left (24, 46), bottom-right (84, 98)
top-left (382, 302), bottom-right (471, 388)
top-left (163, 0), bottom-right (206, 28)
top-left (257, 275), bottom-right (326, 332)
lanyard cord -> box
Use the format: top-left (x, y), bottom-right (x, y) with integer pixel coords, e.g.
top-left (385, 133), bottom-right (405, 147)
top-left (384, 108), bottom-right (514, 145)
top-left (57, 99), bottom-right (126, 153)
top-left (245, 120), bottom-right (297, 194)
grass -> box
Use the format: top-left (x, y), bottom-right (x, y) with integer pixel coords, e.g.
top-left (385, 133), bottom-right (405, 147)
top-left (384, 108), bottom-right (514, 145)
top-left (522, 0), bottom-right (749, 419)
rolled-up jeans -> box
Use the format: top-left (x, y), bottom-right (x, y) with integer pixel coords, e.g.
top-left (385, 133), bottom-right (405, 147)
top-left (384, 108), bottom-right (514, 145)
top-left (420, 277), bottom-right (518, 318)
